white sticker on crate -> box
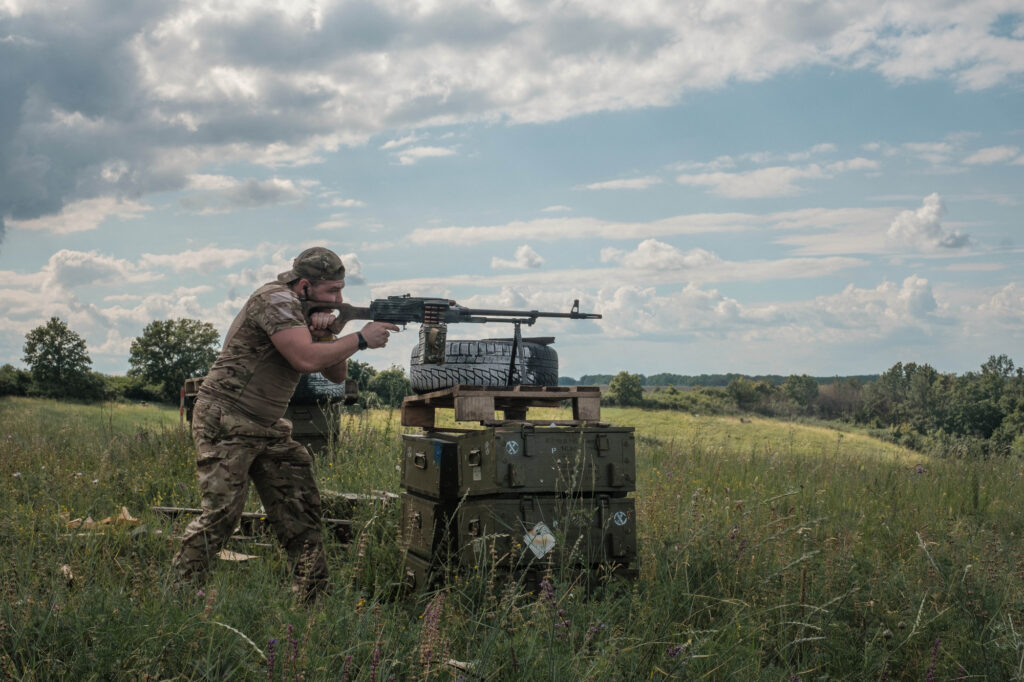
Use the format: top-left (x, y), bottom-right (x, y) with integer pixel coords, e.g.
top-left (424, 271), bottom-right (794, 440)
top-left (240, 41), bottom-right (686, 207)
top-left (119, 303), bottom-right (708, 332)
top-left (524, 522), bottom-right (557, 559)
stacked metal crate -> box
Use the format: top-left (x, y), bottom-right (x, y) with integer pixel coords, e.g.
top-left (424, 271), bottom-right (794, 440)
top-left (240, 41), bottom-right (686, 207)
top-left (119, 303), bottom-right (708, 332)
top-left (398, 387), bottom-right (638, 589)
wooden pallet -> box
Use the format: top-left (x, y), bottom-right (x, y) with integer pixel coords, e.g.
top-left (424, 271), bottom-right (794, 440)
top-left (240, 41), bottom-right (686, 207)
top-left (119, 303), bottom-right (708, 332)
top-left (151, 491), bottom-right (397, 545)
top-left (401, 384), bottom-right (601, 428)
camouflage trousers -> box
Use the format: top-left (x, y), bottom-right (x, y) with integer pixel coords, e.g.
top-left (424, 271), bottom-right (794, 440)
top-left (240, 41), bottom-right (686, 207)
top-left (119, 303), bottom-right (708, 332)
top-left (171, 399), bottom-right (328, 600)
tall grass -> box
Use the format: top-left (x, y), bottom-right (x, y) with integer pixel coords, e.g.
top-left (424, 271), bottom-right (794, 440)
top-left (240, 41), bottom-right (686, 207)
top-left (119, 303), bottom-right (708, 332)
top-left (2, 396), bottom-right (1024, 679)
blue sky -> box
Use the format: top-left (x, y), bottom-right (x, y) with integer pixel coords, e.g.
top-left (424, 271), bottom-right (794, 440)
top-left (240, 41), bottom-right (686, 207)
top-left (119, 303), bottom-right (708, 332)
top-left (1, 1), bottom-right (1022, 379)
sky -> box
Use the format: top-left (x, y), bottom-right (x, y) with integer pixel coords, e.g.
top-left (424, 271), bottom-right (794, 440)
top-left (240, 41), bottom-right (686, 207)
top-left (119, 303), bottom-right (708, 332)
top-left (1, 0), bottom-right (1022, 380)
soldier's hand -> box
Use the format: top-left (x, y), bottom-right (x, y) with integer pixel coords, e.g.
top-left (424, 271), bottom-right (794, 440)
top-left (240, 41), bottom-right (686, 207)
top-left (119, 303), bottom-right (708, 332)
top-left (361, 321), bottom-right (400, 349)
top-left (308, 311), bottom-right (336, 340)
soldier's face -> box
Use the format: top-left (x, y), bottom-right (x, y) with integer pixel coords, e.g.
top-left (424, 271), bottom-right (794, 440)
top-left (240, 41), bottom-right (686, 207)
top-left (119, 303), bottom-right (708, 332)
top-left (306, 278), bottom-right (345, 304)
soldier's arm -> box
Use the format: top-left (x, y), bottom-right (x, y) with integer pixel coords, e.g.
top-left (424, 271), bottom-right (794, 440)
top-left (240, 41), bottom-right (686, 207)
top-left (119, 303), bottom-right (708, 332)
top-left (271, 322), bottom-right (399, 374)
top-left (321, 359), bottom-right (347, 384)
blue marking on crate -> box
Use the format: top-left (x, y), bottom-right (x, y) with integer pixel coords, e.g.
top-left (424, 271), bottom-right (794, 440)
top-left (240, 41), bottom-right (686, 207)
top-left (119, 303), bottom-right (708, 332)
top-left (434, 442), bottom-right (443, 465)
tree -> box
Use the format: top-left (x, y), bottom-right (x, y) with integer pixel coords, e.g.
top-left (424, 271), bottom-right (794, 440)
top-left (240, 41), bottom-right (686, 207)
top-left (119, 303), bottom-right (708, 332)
top-left (347, 360), bottom-right (378, 392)
top-left (367, 366), bottom-right (412, 408)
top-left (608, 371), bottom-right (644, 406)
top-left (0, 363), bottom-right (31, 396)
top-left (128, 318), bottom-right (220, 403)
top-left (783, 374), bottom-right (819, 411)
top-left (23, 317), bottom-right (98, 399)
top-left (727, 376), bottom-right (775, 412)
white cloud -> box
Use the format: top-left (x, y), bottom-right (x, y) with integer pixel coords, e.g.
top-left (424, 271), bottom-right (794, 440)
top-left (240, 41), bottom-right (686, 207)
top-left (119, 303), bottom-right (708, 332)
top-left (977, 283), bottom-right (1024, 324)
top-left (963, 145), bottom-right (1021, 165)
top-left (339, 252), bottom-right (365, 286)
top-left (380, 134), bottom-right (422, 150)
top-left (7, 197), bottom-right (151, 234)
top-left (602, 239), bottom-right (722, 270)
top-left (396, 146), bottom-right (457, 166)
top-left (179, 177), bottom-right (308, 214)
top-left (314, 219), bottom-right (350, 231)
top-left (587, 275), bottom-right (944, 343)
top-left (827, 157), bottom-right (879, 172)
top-left (410, 214), bottom-right (755, 245)
top-left (673, 156), bottom-right (737, 172)
top-left (0, 269), bottom-right (45, 288)
top-left (886, 193), bottom-right (971, 251)
top-left (581, 176), bottom-right (663, 190)
top-left (944, 263), bottom-right (1006, 272)
top-left (42, 249), bottom-right (157, 290)
top-left (4, 1), bottom-right (1023, 238)
top-left (139, 246), bottom-right (255, 273)
top-left (675, 155), bottom-right (881, 198)
top-left (541, 205), bottom-right (571, 213)
top-left (328, 198), bottom-right (366, 208)
top-left (898, 141), bottom-right (955, 165)
top-left (491, 245), bottom-right (545, 270)
top-left (676, 165), bottom-right (829, 198)
top-left (91, 329), bottom-right (134, 357)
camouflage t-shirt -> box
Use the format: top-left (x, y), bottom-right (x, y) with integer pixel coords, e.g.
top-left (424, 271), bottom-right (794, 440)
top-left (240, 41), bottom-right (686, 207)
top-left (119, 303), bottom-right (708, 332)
top-left (198, 282), bottom-right (308, 426)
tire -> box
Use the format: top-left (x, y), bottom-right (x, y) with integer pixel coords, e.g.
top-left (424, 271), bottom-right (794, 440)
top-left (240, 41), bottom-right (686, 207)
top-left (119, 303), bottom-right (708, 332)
top-left (409, 339), bottom-right (559, 393)
top-left (290, 372), bottom-right (347, 405)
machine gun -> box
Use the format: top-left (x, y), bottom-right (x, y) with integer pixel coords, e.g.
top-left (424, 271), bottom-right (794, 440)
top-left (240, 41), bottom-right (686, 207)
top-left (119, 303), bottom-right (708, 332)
top-left (301, 294), bottom-right (601, 382)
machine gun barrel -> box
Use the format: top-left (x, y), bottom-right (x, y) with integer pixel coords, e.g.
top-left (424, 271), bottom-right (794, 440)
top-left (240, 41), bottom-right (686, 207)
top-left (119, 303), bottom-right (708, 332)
top-left (452, 305), bottom-right (601, 323)
top-left (302, 295), bottom-right (600, 334)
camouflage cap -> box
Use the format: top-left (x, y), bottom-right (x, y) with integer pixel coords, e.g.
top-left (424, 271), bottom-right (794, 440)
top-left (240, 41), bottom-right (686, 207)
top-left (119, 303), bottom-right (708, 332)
top-left (276, 247), bottom-right (346, 283)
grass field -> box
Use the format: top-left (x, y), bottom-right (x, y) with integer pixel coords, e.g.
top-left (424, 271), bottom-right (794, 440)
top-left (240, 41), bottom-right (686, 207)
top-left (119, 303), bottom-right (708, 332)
top-left (2, 396), bottom-right (1024, 680)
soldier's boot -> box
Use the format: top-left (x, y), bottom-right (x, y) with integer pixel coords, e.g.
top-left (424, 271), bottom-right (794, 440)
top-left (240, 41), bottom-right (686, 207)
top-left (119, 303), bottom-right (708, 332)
top-left (287, 533), bottom-right (330, 603)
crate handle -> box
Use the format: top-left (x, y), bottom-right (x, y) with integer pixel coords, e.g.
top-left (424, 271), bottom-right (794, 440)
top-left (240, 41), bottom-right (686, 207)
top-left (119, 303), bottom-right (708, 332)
top-left (468, 519), bottom-right (481, 536)
top-left (411, 511), bottom-right (422, 529)
top-left (413, 451), bottom-right (428, 469)
top-left (467, 449), bottom-right (481, 466)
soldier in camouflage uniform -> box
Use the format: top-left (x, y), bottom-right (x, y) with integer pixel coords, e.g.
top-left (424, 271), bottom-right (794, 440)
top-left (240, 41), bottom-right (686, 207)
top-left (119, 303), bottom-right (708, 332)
top-left (171, 247), bottom-right (399, 600)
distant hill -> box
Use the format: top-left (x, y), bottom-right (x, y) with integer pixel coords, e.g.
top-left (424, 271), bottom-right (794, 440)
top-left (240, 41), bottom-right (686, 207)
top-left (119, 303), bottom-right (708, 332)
top-left (559, 373), bottom-right (879, 387)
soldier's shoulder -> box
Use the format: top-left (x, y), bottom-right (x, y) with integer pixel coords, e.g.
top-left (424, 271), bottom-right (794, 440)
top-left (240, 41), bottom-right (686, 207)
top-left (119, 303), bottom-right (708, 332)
top-left (248, 282), bottom-right (303, 328)
top-left (251, 281), bottom-right (296, 301)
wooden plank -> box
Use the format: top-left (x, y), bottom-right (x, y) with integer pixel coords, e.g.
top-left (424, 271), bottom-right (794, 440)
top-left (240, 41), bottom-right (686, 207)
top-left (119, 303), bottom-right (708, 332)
top-left (480, 419), bottom-right (608, 427)
top-left (403, 385), bottom-right (603, 427)
top-left (573, 396), bottom-right (601, 421)
top-left (401, 403), bottom-right (436, 429)
top-left (503, 406), bottom-right (528, 420)
top-left (454, 395), bottom-right (495, 422)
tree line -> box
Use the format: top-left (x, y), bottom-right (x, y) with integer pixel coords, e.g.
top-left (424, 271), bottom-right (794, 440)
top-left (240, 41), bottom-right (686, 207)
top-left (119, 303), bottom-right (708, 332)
top-left (603, 355), bottom-right (1024, 457)
top-left (563, 372), bottom-right (880, 387)
top-left (0, 316), bottom-right (412, 409)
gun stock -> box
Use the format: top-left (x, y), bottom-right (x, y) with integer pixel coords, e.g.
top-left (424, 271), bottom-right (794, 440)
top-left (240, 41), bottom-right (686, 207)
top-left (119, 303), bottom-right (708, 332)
top-left (300, 301), bottom-right (372, 335)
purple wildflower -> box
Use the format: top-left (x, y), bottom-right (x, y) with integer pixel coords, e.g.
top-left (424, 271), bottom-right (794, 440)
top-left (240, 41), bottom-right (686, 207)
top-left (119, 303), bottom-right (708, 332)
top-left (539, 579), bottom-right (570, 635)
top-left (266, 638), bottom-right (278, 681)
top-left (925, 638), bottom-right (941, 682)
top-left (370, 646), bottom-right (381, 682)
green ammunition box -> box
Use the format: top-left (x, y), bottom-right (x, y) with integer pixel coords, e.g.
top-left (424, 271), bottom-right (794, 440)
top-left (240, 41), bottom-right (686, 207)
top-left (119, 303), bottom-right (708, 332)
top-left (402, 549), bottom-right (638, 593)
top-left (400, 493), bottom-right (636, 568)
top-left (398, 493), bottom-right (452, 557)
top-left (453, 495), bottom-right (637, 568)
top-left (286, 403), bottom-right (341, 456)
top-left (400, 425), bottom-right (636, 499)
top-left (402, 550), bottom-right (446, 592)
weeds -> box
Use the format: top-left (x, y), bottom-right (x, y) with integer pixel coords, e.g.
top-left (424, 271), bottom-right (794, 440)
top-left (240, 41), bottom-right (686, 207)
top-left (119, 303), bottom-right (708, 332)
top-left (2, 397), bottom-right (1024, 678)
